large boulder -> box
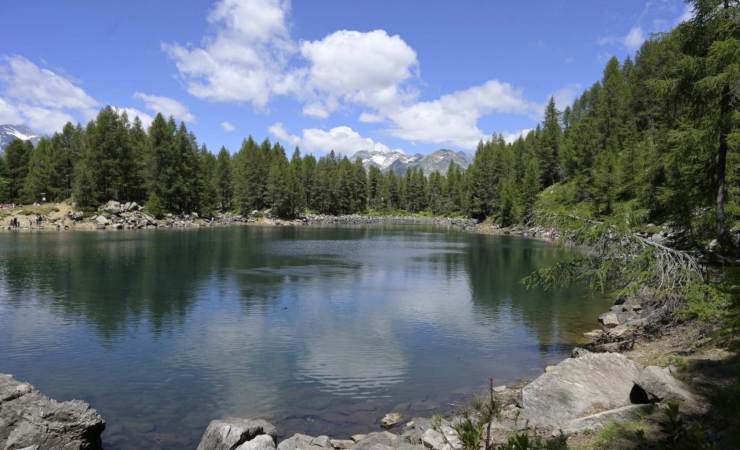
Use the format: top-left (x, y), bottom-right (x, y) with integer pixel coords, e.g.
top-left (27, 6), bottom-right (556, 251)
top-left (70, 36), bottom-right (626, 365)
top-left (633, 366), bottom-right (706, 413)
top-left (522, 352), bottom-right (642, 428)
top-left (197, 418), bottom-right (277, 450)
top-left (0, 373), bottom-right (105, 450)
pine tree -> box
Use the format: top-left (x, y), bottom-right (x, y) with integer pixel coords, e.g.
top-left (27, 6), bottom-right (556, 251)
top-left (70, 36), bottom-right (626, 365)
top-left (4, 139), bottom-right (32, 204)
top-left (215, 147), bottom-right (233, 211)
top-left (540, 97), bottom-right (562, 186)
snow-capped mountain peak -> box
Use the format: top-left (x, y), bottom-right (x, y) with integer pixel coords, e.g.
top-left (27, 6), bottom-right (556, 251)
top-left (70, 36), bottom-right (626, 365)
top-left (351, 148), bottom-right (471, 175)
top-left (0, 124), bottom-right (41, 149)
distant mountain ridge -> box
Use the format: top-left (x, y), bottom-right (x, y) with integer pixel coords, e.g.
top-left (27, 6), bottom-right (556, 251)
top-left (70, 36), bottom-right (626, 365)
top-left (0, 124), bottom-right (41, 150)
top-left (351, 148), bottom-right (471, 175)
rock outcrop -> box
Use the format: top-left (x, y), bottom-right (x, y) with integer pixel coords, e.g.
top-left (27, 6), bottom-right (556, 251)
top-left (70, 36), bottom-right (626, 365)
top-left (522, 352), bottom-right (643, 429)
top-left (634, 366), bottom-right (706, 413)
top-left (0, 373), bottom-right (105, 450)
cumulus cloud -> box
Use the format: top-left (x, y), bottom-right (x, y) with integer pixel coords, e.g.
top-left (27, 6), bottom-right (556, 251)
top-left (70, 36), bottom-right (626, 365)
top-left (382, 80), bottom-right (540, 149)
top-left (163, 0), bottom-right (294, 107)
top-left (299, 29), bottom-right (418, 114)
top-left (1, 55), bottom-right (99, 115)
top-left (0, 56), bottom-right (100, 134)
top-left (221, 121), bottom-right (236, 132)
top-left (133, 92), bottom-right (195, 123)
top-left (162, 0), bottom-right (553, 150)
top-left (0, 56), bottom-right (171, 134)
top-left (269, 122), bottom-right (403, 155)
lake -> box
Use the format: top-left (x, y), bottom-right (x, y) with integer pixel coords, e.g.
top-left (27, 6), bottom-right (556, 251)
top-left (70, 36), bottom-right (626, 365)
top-left (0, 225), bottom-right (610, 449)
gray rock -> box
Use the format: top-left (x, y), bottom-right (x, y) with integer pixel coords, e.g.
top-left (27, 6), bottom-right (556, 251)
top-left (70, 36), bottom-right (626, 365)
top-left (522, 352), bottom-right (642, 428)
top-left (599, 312), bottom-right (620, 328)
top-left (278, 433), bottom-right (327, 450)
top-left (634, 366), bottom-right (706, 413)
top-left (0, 373), bottom-right (105, 450)
top-left (562, 404), bottom-right (653, 434)
top-left (197, 418), bottom-right (277, 450)
top-left (330, 439), bottom-right (355, 449)
top-left (94, 215), bottom-right (110, 226)
top-left (381, 412), bottom-right (403, 429)
top-left (351, 431), bottom-right (404, 450)
top-left (421, 426), bottom-right (461, 450)
top-left (237, 434), bottom-right (277, 450)
top-left (351, 435), bottom-right (366, 443)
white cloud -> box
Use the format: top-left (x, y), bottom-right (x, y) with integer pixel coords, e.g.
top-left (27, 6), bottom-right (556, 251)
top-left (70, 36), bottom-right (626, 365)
top-left (269, 122), bottom-right (403, 155)
top-left (0, 97), bottom-right (22, 124)
top-left (113, 107), bottom-right (154, 128)
top-left (163, 0), bottom-right (294, 107)
top-left (550, 83), bottom-right (582, 110)
top-left (16, 105), bottom-right (76, 135)
top-left (383, 80), bottom-right (540, 149)
top-left (221, 121), bottom-right (236, 132)
top-left (0, 56), bottom-right (100, 134)
top-left (502, 128), bottom-right (533, 144)
top-left (299, 29), bottom-right (418, 114)
top-left (133, 92), bottom-right (195, 123)
top-left (623, 26), bottom-right (646, 50)
top-left (1, 56), bottom-right (98, 115)
top-left (359, 112), bottom-right (383, 123)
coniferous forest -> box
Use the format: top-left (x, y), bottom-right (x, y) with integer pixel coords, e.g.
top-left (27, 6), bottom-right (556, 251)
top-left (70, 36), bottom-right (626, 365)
top-left (0, 1), bottom-right (738, 251)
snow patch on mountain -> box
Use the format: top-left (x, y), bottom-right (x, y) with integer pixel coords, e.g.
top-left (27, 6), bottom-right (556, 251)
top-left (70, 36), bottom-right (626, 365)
top-left (0, 124), bottom-right (41, 149)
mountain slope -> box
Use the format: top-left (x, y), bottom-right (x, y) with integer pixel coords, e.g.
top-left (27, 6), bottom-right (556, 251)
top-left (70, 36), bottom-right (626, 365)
top-left (0, 124), bottom-right (41, 149)
top-left (351, 148), bottom-right (471, 175)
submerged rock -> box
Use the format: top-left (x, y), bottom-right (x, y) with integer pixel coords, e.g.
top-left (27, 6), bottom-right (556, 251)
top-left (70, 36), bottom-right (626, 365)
top-left (197, 418), bottom-right (276, 450)
top-left (0, 373), bottom-right (105, 450)
top-left (381, 412), bottom-right (403, 429)
top-left (522, 352), bottom-right (642, 428)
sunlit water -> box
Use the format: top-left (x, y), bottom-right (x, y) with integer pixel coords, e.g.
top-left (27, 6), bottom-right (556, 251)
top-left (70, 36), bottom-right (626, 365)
top-left (0, 226), bottom-right (610, 449)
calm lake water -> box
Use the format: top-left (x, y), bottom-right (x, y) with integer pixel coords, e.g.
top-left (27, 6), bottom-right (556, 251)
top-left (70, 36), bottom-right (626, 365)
top-left (0, 226), bottom-right (610, 449)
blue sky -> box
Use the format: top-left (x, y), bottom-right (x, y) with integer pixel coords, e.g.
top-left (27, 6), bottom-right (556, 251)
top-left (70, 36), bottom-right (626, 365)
top-left (0, 0), bottom-right (692, 155)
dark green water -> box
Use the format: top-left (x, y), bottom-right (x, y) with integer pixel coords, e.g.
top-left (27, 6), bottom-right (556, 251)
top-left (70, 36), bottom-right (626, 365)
top-left (0, 226), bottom-right (610, 449)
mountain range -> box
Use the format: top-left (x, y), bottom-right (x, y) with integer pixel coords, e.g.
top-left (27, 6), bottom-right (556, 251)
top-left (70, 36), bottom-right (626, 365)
top-left (0, 124), bottom-right (41, 150)
top-left (351, 149), bottom-right (471, 175)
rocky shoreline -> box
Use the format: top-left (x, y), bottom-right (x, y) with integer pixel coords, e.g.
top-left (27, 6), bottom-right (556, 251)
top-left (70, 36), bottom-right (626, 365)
top-left (0, 201), bottom-right (481, 233)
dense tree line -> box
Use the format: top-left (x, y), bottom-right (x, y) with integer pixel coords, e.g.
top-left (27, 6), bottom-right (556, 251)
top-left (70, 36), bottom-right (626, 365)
top-left (469, 0), bottom-right (739, 249)
top-left (0, 0), bottom-right (736, 248)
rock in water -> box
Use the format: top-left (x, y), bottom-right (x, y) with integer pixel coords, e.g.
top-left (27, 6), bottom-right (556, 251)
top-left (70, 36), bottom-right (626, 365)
top-left (197, 418), bottom-right (277, 450)
top-left (381, 412), bottom-right (403, 428)
top-left (0, 373), bottom-right (105, 450)
top-left (522, 352), bottom-right (642, 428)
